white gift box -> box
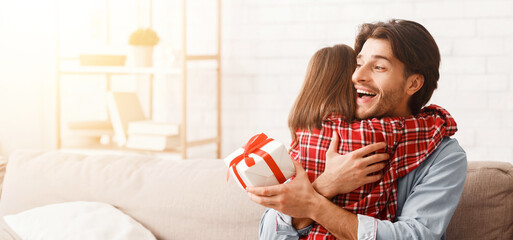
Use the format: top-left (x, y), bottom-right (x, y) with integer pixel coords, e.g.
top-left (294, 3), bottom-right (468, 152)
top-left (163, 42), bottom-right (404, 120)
top-left (224, 134), bottom-right (295, 189)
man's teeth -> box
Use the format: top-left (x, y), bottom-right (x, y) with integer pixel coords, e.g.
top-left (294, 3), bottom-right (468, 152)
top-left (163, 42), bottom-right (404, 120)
top-left (357, 89), bottom-right (376, 96)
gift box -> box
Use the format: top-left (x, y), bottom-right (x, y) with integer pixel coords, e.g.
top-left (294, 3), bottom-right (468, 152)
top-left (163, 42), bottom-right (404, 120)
top-left (224, 133), bottom-right (295, 189)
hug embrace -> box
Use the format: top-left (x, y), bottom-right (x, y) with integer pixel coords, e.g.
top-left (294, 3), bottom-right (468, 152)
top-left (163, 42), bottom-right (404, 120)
top-left (247, 19), bottom-right (467, 240)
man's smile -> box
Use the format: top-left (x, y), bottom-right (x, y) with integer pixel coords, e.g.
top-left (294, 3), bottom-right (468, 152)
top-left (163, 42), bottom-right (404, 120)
top-left (356, 87), bottom-right (377, 104)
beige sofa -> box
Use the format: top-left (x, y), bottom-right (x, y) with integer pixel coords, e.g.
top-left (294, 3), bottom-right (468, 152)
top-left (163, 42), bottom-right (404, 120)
top-left (0, 150), bottom-right (511, 239)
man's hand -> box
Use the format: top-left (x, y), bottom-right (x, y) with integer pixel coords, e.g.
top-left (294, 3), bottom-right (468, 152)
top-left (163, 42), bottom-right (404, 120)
top-left (247, 133), bottom-right (390, 233)
top-left (248, 157), bottom-right (360, 240)
top-left (246, 159), bottom-right (323, 219)
top-left (314, 132), bottom-right (389, 198)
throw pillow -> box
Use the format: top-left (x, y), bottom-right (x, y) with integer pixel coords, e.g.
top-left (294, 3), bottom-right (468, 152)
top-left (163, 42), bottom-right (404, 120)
top-left (3, 201), bottom-right (156, 240)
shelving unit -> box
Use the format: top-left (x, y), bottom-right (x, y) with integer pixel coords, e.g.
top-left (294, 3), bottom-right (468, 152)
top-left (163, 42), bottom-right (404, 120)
top-left (56, 0), bottom-right (222, 159)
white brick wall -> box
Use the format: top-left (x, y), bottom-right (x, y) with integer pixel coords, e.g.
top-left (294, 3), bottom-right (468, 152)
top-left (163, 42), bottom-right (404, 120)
top-left (221, 0), bottom-right (513, 163)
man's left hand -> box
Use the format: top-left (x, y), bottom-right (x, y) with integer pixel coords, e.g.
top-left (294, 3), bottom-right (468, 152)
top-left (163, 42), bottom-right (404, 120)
top-left (246, 159), bottom-right (323, 219)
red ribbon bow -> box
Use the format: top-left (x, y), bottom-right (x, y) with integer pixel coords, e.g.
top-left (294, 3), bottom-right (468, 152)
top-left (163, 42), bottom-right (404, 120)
top-left (227, 133), bottom-right (287, 189)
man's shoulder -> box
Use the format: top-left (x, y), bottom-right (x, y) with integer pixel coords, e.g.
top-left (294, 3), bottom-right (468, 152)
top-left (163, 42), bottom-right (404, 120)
top-left (399, 137), bottom-right (468, 199)
top-left (429, 137), bottom-right (466, 161)
top-left (419, 137), bottom-right (467, 174)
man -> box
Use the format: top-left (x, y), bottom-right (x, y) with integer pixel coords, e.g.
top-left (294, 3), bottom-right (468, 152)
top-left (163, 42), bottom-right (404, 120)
top-left (246, 19), bottom-right (467, 239)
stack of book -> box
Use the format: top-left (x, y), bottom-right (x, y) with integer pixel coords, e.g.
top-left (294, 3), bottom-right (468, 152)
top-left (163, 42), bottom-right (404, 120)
top-left (63, 120), bottom-right (114, 147)
top-left (125, 121), bottom-right (181, 151)
top-left (107, 92), bottom-right (181, 151)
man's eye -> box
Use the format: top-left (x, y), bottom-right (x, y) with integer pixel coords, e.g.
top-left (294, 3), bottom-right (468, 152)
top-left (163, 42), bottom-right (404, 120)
top-left (375, 65), bottom-right (385, 70)
top-left (356, 64), bottom-right (362, 68)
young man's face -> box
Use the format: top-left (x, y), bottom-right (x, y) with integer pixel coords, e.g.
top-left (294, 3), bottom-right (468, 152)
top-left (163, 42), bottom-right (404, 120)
top-left (352, 38), bottom-right (412, 119)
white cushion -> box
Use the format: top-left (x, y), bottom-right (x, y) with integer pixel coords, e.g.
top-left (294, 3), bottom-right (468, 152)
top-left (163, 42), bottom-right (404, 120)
top-left (3, 201), bottom-right (156, 240)
top-left (0, 150), bottom-right (265, 240)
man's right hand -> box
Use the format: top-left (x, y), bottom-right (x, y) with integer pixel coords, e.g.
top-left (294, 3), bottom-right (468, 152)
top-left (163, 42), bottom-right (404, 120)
top-left (291, 132), bottom-right (390, 230)
top-left (313, 131), bottom-right (390, 199)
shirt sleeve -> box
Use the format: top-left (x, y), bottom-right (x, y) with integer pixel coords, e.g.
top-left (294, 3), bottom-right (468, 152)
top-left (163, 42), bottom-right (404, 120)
top-left (259, 208), bottom-right (313, 240)
top-left (357, 139), bottom-right (467, 240)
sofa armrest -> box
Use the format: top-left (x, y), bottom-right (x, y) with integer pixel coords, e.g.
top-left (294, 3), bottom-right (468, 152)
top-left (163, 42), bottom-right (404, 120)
top-left (446, 161), bottom-right (513, 240)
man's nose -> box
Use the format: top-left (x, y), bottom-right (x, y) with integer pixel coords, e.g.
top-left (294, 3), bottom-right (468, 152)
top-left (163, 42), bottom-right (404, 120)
top-left (352, 66), bottom-right (369, 84)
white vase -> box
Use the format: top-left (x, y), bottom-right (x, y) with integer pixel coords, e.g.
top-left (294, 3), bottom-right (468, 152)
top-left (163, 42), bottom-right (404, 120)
top-left (133, 46), bottom-right (154, 67)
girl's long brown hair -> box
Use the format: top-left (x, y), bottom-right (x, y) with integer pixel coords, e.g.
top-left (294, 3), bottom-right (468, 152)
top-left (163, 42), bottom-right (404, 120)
top-left (288, 44), bottom-right (357, 148)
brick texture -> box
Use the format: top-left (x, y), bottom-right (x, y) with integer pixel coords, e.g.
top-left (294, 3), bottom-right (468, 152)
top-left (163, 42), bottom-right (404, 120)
top-left (221, 0), bottom-right (513, 164)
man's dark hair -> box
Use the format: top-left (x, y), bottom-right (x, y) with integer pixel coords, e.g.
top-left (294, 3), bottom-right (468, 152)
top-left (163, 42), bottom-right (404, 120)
top-left (354, 19), bottom-right (440, 114)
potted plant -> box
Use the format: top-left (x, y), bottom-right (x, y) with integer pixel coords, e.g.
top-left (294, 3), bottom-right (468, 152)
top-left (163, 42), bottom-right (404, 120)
top-left (129, 28), bottom-right (160, 67)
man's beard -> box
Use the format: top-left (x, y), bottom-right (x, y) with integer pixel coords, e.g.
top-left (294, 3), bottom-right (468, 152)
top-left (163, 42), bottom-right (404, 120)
top-left (356, 85), bottom-right (406, 119)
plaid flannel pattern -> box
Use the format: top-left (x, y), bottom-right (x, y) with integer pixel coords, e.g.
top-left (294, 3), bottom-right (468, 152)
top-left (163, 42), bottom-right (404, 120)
top-left (290, 104), bottom-right (457, 240)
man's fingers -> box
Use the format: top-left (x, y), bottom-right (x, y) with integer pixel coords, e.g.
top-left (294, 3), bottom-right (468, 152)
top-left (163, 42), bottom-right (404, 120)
top-left (292, 160), bottom-right (305, 174)
top-left (292, 159), bottom-right (306, 175)
top-left (364, 162), bottom-right (386, 175)
top-left (326, 131), bottom-right (339, 157)
top-left (363, 173), bottom-right (383, 184)
top-left (247, 192), bottom-right (279, 208)
top-left (246, 160), bottom-right (304, 197)
top-left (246, 184), bottom-right (282, 196)
top-left (362, 153), bottom-right (389, 166)
top-left (291, 159), bottom-right (311, 181)
top-left (353, 142), bottom-right (387, 157)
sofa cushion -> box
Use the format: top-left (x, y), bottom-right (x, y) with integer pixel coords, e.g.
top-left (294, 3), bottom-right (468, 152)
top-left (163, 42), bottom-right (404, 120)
top-left (3, 201), bottom-right (156, 240)
top-left (0, 150), bottom-right (266, 240)
top-left (446, 161), bottom-right (513, 240)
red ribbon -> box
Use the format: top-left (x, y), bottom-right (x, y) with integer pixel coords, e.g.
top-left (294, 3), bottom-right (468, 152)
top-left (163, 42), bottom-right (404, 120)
top-left (227, 133), bottom-right (288, 189)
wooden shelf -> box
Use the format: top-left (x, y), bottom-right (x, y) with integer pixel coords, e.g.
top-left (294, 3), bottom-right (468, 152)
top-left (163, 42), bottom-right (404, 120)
top-left (60, 65), bottom-right (181, 75)
top-left (185, 55), bottom-right (219, 61)
top-left (186, 137), bottom-right (219, 147)
top-left (62, 129), bottom-right (113, 138)
top-left (56, 0), bottom-right (222, 159)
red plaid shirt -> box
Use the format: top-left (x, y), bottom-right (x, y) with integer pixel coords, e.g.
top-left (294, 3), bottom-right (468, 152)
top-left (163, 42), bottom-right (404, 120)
top-left (290, 104), bottom-right (457, 240)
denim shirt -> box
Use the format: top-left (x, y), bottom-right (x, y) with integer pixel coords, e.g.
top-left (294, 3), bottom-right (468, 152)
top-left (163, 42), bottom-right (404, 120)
top-left (259, 138), bottom-right (467, 240)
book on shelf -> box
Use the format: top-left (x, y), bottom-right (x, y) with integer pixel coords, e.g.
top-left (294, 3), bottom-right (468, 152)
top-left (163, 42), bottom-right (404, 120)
top-left (126, 134), bottom-right (181, 151)
top-left (107, 92), bottom-right (146, 146)
top-left (67, 120), bottom-right (113, 130)
top-left (127, 121), bottom-right (180, 136)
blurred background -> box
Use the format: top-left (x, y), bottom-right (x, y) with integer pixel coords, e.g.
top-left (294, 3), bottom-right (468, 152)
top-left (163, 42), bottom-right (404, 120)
top-left (0, 0), bottom-right (512, 163)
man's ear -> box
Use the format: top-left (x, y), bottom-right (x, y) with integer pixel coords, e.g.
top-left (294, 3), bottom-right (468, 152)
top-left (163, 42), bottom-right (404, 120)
top-left (406, 74), bottom-right (424, 96)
